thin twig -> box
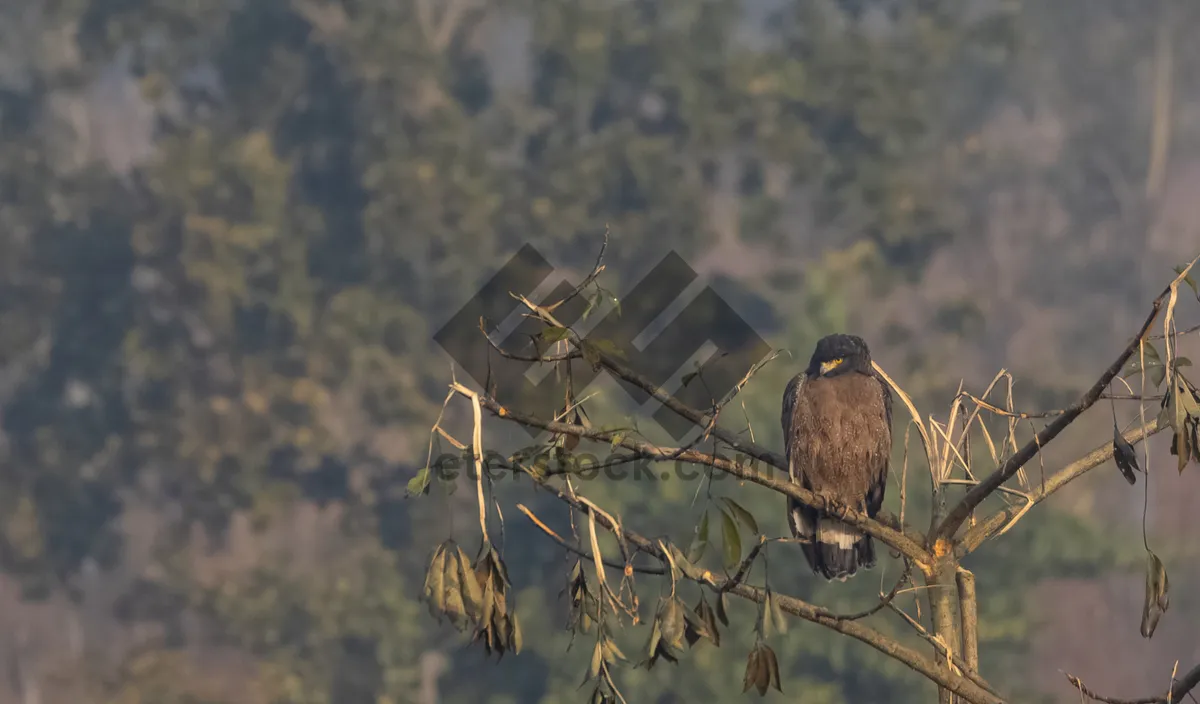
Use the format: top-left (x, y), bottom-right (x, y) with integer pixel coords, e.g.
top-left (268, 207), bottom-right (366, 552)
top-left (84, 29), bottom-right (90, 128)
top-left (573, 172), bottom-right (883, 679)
top-left (1063, 663), bottom-right (1200, 704)
top-left (516, 503), bottom-right (664, 575)
top-left (937, 258), bottom-right (1199, 541)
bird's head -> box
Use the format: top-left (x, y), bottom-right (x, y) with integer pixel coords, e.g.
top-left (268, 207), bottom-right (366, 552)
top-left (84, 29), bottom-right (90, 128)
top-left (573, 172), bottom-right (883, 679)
top-left (806, 334), bottom-right (872, 379)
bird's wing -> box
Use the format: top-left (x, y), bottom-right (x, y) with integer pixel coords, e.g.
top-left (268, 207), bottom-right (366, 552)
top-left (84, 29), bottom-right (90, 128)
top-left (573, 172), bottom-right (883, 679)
top-left (867, 369), bottom-right (894, 517)
top-left (781, 372), bottom-right (806, 482)
top-left (876, 370), bottom-right (893, 431)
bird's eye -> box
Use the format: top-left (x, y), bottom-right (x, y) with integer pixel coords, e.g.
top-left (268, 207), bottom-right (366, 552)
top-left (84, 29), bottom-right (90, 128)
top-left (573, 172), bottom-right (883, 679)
top-left (820, 358), bottom-right (844, 375)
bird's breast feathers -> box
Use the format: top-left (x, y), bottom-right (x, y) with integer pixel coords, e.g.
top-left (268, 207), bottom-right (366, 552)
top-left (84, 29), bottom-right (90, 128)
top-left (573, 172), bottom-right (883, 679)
top-left (788, 371), bottom-right (891, 496)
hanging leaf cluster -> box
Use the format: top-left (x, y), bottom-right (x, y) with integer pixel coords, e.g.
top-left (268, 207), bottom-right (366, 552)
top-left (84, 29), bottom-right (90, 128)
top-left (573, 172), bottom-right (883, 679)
top-left (565, 560), bottom-right (600, 636)
top-left (757, 589), bottom-right (789, 640)
top-left (1158, 371), bottom-right (1200, 473)
top-left (685, 591), bottom-right (728, 648)
top-left (1140, 549), bottom-right (1170, 638)
top-left (641, 590), bottom-right (731, 671)
top-left (422, 540), bottom-right (522, 658)
top-left (739, 589), bottom-right (788, 695)
top-left (742, 640), bottom-right (782, 696)
top-left (687, 498), bottom-right (760, 570)
top-left (583, 625), bottom-right (627, 686)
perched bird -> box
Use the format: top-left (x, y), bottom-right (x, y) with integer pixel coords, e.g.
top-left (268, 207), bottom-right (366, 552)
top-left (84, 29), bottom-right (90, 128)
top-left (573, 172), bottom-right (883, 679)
top-left (781, 334), bottom-right (893, 581)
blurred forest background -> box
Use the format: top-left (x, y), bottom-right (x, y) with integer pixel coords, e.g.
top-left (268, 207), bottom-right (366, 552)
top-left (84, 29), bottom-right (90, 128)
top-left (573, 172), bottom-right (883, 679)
top-left (0, 0), bottom-right (1198, 703)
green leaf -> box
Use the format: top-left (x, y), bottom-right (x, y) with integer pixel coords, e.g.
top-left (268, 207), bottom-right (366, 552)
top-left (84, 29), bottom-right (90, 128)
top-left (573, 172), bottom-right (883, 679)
top-left (721, 498), bottom-right (760, 536)
top-left (540, 327), bottom-right (572, 342)
top-left (406, 467), bottom-right (431, 497)
top-left (1143, 342), bottom-right (1163, 364)
top-left (686, 510), bottom-right (709, 563)
top-left (587, 338), bottom-right (628, 360)
top-left (581, 343), bottom-right (601, 369)
top-left (582, 289), bottom-right (602, 320)
top-left (1174, 264), bottom-right (1199, 300)
top-left (1151, 362), bottom-right (1167, 388)
top-left (720, 508), bottom-right (741, 570)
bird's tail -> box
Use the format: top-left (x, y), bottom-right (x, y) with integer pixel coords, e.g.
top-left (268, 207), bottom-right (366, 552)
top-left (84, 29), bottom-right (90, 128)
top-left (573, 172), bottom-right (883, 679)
top-left (788, 498), bottom-right (875, 581)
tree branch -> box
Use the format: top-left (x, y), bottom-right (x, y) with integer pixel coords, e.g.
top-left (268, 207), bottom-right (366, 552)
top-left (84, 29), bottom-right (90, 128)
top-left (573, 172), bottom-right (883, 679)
top-left (957, 418), bottom-right (1163, 555)
top-left (518, 460), bottom-right (1003, 704)
top-left (957, 569), bottom-right (978, 674)
top-left (515, 503), bottom-right (665, 575)
top-left (934, 289), bottom-right (1169, 542)
top-left (1066, 663), bottom-right (1200, 704)
top-left (461, 386), bottom-right (932, 565)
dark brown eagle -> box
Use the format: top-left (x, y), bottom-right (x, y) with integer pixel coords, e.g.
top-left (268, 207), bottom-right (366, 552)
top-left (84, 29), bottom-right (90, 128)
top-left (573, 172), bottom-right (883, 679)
top-left (781, 334), bottom-right (893, 581)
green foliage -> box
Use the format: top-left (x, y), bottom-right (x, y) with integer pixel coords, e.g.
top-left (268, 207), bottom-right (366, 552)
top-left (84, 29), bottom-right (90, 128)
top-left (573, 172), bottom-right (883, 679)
top-left (0, 0), bottom-right (1173, 702)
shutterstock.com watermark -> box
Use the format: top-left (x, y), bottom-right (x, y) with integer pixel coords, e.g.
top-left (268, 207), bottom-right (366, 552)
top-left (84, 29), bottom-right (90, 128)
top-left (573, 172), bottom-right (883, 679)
top-left (433, 245), bottom-right (774, 442)
top-left (427, 447), bottom-right (781, 484)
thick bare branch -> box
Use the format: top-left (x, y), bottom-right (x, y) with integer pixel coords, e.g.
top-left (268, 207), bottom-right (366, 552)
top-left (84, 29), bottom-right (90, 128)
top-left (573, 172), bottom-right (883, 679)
top-left (957, 569), bottom-right (979, 674)
top-left (457, 386), bottom-right (932, 565)
top-left (520, 463), bottom-right (1003, 704)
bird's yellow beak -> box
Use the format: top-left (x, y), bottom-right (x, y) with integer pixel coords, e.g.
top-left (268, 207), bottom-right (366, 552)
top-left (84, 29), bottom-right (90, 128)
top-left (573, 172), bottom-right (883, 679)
top-left (819, 358), bottom-right (844, 375)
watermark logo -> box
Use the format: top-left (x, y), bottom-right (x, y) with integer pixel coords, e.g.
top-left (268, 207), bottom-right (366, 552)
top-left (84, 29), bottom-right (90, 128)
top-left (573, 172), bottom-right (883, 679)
top-left (427, 449), bottom-right (775, 485)
top-left (434, 245), bottom-right (772, 440)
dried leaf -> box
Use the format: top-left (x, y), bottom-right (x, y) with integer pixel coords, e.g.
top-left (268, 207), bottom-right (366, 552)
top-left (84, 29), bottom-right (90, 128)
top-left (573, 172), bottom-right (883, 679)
top-left (644, 617), bottom-right (662, 665)
top-left (742, 646), bottom-right (761, 693)
top-left (721, 497), bottom-right (760, 536)
top-left (763, 644), bottom-right (782, 692)
top-left (720, 507), bottom-right (742, 570)
top-left (715, 591), bottom-right (730, 626)
top-left (1112, 423), bottom-right (1140, 485)
top-left (510, 612), bottom-right (523, 654)
top-left (457, 547), bottom-right (484, 622)
top-left (1141, 550), bottom-right (1170, 638)
top-left (480, 572), bottom-right (496, 632)
top-left (693, 594), bottom-right (721, 647)
top-left (687, 510), bottom-right (710, 564)
top-left (661, 599), bottom-right (686, 650)
top-left (589, 640), bottom-right (603, 680)
top-left (759, 593), bottom-right (772, 640)
top-left (605, 637), bottom-right (626, 662)
top-left (682, 600), bottom-right (711, 647)
top-left (443, 558), bottom-right (467, 631)
top-left (768, 590), bottom-right (788, 635)
top-left (425, 544), bottom-right (449, 620)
